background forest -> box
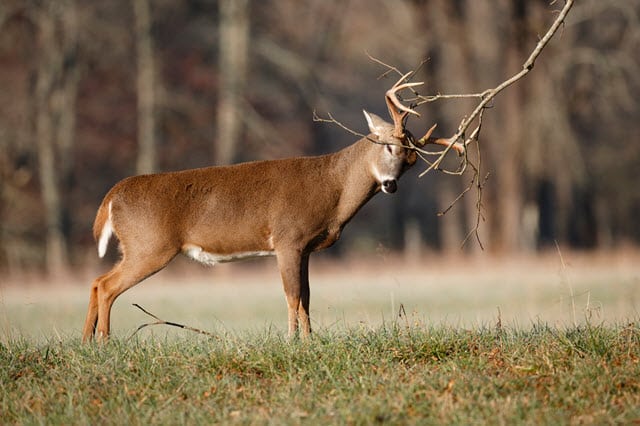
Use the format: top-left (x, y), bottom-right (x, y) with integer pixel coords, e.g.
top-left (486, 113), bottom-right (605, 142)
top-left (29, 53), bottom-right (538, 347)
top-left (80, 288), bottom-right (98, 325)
top-left (0, 0), bottom-right (638, 275)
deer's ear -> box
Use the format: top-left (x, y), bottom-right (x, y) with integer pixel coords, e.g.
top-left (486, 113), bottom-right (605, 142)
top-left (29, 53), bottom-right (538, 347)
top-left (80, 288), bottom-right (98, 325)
top-left (363, 110), bottom-right (385, 137)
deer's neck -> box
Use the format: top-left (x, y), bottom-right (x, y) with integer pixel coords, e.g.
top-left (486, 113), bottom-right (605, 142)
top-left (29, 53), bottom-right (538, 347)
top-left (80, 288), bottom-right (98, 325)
top-left (329, 138), bottom-right (379, 224)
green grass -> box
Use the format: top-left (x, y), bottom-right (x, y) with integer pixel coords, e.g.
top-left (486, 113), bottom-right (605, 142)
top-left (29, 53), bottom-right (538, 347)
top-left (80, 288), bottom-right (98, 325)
top-left (2, 256), bottom-right (639, 423)
top-left (2, 321), bottom-right (639, 425)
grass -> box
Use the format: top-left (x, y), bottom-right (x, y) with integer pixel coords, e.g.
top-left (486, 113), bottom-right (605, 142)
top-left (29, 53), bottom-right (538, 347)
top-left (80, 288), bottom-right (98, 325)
top-left (1, 254), bottom-right (639, 424)
top-left (3, 253), bottom-right (639, 342)
top-left (1, 321), bottom-right (639, 425)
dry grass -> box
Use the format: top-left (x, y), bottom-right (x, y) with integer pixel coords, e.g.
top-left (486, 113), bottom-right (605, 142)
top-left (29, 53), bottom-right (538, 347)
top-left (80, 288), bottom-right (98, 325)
top-left (1, 250), bottom-right (639, 342)
top-left (1, 251), bottom-right (639, 424)
top-left (2, 319), bottom-right (639, 424)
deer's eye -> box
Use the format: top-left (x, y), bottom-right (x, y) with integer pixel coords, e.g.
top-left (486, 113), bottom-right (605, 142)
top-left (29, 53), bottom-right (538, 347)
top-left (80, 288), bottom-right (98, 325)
top-left (385, 144), bottom-right (393, 154)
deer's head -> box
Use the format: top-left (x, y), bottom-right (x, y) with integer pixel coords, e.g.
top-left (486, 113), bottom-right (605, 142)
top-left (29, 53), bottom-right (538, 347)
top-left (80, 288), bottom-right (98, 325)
top-left (363, 77), bottom-right (434, 194)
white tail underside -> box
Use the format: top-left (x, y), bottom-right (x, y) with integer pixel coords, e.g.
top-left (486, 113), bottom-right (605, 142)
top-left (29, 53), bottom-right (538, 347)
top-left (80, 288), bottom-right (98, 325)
top-left (97, 201), bottom-right (113, 258)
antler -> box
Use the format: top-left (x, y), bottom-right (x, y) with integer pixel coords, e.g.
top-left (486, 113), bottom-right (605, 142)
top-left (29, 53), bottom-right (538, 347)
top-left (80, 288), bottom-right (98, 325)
top-left (385, 72), bottom-right (423, 138)
top-left (416, 124), bottom-right (465, 156)
top-left (384, 72), bottom-right (465, 156)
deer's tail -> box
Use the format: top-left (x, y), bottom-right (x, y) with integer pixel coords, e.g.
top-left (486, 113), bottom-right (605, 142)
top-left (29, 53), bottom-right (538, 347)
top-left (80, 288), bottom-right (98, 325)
top-left (94, 199), bottom-right (114, 258)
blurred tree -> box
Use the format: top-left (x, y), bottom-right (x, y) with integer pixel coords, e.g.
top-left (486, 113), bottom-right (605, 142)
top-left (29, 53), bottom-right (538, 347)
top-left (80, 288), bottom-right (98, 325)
top-left (32, 0), bottom-right (79, 274)
top-left (0, 0), bottom-right (638, 275)
top-left (216, 0), bottom-right (249, 165)
top-left (134, 0), bottom-right (157, 175)
top-left (418, 0), bottom-right (481, 254)
top-left (0, 2), bottom-right (38, 272)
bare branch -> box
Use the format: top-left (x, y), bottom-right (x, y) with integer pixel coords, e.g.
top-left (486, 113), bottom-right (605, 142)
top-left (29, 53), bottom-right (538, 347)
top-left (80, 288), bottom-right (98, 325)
top-left (417, 0), bottom-right (574, 176)
top-left (437, 177), bottom-right (475, 217)
top-left (416, 90), bottom-right (490, 104)
top-left (366, 52), bottom-right (405, 80)
top-left (128, 303), bottom-right (219, 340)
top-left (461, 172), bottom-right (490, 251)
top-left (313, 110), bottom-right (368, 139)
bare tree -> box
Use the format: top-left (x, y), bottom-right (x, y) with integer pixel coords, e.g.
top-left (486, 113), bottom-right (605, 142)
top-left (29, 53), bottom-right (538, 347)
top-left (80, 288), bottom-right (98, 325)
top-left (134, 0), bottom-right (157, 175)
top-left (33, 1), bottom-right (80, 274)
top-left (216, 0), bottom-right (249, 165)
top-left (3, 0), bottom-right (640, 274)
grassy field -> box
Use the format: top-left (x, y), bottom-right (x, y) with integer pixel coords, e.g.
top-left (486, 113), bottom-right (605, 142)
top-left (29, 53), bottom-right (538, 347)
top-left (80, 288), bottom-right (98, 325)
top-left (1, 253), bottom-right (639, 424)
top-left (1, 322), bottom-right (639, 424)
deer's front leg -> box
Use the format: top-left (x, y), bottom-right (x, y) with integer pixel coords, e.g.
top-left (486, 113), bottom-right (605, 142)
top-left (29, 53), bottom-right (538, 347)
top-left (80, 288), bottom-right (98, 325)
top-left (298, 254), bottom-right (311, 336)
top-left (277, 249), bottom-right (311, 338)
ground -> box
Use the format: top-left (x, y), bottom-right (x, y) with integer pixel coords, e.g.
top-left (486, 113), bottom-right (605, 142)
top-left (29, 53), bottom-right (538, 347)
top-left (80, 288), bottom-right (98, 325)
top-left (2, 250), bottom-right (638, 342)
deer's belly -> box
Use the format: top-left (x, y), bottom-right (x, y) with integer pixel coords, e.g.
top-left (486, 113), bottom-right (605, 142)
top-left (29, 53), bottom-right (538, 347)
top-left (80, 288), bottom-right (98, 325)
top-left (181, 244), bottom-right (275, 266)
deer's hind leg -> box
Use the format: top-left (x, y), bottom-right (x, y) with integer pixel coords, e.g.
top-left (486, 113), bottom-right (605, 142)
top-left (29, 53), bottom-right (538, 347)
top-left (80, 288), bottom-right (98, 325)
top-left (82, 268), bottom-right (117, 342)
top-left (84, 247), bottom-right (178, 343)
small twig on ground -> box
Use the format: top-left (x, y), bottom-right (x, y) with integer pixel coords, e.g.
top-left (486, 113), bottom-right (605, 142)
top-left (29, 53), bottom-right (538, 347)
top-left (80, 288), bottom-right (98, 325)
top-left (128, 303), bottom-right (219, 341)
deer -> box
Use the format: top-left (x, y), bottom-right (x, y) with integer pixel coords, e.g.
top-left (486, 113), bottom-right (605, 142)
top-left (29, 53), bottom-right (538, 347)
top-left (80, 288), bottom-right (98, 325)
top-left (82, 75), bottom-right (465, 342)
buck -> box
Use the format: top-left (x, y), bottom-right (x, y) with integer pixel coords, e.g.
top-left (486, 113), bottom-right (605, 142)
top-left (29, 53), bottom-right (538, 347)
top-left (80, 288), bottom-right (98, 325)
top-left (82, 76), bottom-right (464, 342)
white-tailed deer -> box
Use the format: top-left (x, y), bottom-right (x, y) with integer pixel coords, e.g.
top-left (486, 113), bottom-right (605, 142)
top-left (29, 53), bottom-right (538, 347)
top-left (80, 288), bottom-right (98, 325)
top-left (82, 76), bottom-right (464, 342)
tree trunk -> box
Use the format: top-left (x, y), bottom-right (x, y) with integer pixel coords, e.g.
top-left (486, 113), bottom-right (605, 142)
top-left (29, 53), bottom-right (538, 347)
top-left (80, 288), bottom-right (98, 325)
top-left (421, 0), bottom-right (485, 254)
top-left (35, 9), bottom-right (67, 275)
top-left (216, 0), bottom-right (249, 165)
top-left (56, 0), bottom-right (79, 265)
top-left (494, 0), bottom-right (526, 253)
top-left (33, 0), bottom-right (80, 275)
top-left (134, 0), bottom-right (157, 175)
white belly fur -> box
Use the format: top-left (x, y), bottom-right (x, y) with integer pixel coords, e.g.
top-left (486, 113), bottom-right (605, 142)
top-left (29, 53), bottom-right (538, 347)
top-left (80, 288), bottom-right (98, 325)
top-left (182, 244), bottom-right (275, 266)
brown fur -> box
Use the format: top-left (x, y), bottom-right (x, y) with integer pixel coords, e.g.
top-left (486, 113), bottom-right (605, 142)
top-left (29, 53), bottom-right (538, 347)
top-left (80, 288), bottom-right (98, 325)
top-left (82, 113), bottom-right (422, 342)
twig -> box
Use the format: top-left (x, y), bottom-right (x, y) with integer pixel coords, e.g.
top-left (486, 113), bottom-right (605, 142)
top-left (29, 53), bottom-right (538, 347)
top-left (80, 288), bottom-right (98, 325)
top-left (313, 110), bottom-right (367, 139)
top-left (438, 177), bottom-right (475, 217)
top-left (365, 52), bottom-right (404, 80)
top-left (127, 303), bottom-right (219, 340)
top-left (416, 91), bottom-right (489, 104)
top-left (461, 172), bottom-right (490, 250)
top-left (313, 110), bottom-right (403, 148)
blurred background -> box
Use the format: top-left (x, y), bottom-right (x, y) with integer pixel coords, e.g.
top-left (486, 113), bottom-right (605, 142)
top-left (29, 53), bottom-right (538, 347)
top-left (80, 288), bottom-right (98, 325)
top-left (0, 0), bottom-right (639, 277)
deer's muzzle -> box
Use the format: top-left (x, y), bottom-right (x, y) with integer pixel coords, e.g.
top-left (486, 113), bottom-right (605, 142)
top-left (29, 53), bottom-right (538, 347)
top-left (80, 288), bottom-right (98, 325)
top-left (381, 179), bottom-right (397, 194)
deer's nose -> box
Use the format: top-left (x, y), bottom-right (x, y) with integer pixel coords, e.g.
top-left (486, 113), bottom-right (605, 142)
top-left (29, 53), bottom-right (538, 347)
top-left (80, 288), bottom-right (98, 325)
top-left (381, 179), bottom-right (397, 194)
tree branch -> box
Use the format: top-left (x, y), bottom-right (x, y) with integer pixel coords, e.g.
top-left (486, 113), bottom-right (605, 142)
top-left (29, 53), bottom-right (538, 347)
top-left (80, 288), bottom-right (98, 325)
top-left (417, 0), bottom-right (574, 176)
top-left (127, 303), bottom-right (219, 340)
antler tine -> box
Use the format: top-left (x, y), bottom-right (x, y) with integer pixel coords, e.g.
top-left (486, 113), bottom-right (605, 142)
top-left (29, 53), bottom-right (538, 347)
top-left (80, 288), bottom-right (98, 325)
top-left (392, 81), bottom-right (424, 92)
top-left (417, 130), bottom-right (466, 156)
top-left (385, 72), bottom-right (423, 138)
top-left (385, 95), bottom-right (408, 139)
top-left (420, 123), bottom-right (438, 143)
top-left (385, 72), bottom-right (423, 118)
top-left (386, 92), bottom-right (421, 117)
top-left (390, 71), bottom-right (418, 90)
